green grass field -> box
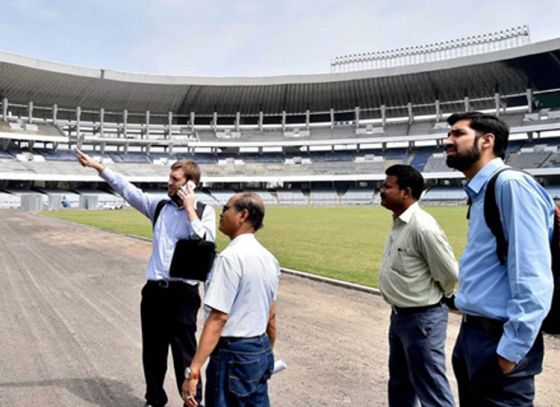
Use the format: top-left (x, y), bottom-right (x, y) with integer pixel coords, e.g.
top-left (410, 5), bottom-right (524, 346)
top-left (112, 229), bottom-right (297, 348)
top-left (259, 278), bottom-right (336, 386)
top-left (42, 205), bottom-right (468, 287)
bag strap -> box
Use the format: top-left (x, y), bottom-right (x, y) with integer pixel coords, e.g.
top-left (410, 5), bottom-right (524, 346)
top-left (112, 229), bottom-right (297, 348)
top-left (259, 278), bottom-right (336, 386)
top-left (484, 168), bottom-right (515, 265)
top-left (153, 199), bottom-right (168, 229)
top-left (195, 201), bottom-right (206, 219)
top-left (552, 206), bottom-right (560, 273)
top-left (484, 167), bottom-right (534, 265)
top-left (152, 199), bottom-right (207, 230)
top-left (195, 201), bottom-right (208, 240)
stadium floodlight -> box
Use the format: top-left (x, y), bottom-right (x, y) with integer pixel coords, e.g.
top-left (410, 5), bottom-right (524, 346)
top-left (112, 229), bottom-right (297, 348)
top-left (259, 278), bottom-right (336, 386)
top-left (330, 25), bottom-right (531, 73)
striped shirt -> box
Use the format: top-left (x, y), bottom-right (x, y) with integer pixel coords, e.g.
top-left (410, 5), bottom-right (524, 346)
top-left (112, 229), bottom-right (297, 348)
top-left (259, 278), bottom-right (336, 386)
top-left (379, 202), bottom-right (458, 307)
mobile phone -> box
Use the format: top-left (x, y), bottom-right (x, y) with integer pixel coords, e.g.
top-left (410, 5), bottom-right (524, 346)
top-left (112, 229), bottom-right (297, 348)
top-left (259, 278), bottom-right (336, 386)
top-left (171, 181), bottom-right (196, 206)
top-left (171, 182), bottom-right (187, 206)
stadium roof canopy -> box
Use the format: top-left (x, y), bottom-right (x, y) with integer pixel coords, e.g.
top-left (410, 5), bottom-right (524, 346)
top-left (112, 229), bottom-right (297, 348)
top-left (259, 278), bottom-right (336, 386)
top-left (1, 38), bottom-right (560, 116)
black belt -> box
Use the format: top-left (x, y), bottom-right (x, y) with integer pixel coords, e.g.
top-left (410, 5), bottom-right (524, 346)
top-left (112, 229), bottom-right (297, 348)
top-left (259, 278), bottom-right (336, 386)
top-left (392, 301), bottom-right (441, 315)
top-left (146, 280), bottom-right (178, 288)
top-left (218, 334), bottom-right (266, 346)
top-left (462, 314), bottom-right (504, 337)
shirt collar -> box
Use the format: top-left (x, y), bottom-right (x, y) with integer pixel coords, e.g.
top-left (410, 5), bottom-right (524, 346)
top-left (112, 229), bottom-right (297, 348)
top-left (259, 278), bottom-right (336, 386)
top-left (230, 232), bottom-right (256, 245)
top-left (396, 201), bottom-right (419, 224)
top-left (465, 158), bottom-right (506, 197)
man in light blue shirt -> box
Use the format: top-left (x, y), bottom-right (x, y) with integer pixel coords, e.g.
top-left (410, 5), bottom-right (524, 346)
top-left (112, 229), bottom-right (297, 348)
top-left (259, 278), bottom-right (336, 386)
top-left (444, 112), bottom-right (554, 406)
top-left (76, 150), bottom-right (216, 407)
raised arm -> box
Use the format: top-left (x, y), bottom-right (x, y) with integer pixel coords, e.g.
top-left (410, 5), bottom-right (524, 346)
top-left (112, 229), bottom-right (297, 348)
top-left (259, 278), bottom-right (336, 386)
top-left (75, 148), bottom-right (154, 217)
top-left (75, 148), bottom-right (105, 174)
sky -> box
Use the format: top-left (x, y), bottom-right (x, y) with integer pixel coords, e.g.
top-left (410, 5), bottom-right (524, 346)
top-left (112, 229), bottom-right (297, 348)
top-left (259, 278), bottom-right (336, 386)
top-left (1, 0), bottom-right (560, 78)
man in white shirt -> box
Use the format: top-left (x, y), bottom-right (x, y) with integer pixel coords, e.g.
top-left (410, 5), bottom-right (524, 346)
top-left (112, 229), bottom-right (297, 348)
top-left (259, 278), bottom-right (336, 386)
top-left (182, 192), bottom-right (280, 407)
top-left (379, 164), bottom-right (458, 407)
top-left (76, 149), bottom-right (216, 407)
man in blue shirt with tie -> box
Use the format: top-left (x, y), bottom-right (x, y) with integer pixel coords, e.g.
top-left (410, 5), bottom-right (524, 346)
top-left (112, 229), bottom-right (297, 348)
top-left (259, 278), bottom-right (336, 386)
top-left (444, 112), bottom-right (554, 406)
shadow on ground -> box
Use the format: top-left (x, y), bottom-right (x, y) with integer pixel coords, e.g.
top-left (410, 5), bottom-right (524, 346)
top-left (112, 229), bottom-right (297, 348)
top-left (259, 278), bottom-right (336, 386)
top-left (0, 377), bottom-right (144, 406)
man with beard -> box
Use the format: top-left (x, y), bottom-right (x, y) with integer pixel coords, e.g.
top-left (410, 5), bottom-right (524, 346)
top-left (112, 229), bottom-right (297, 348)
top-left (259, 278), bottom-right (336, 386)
top-left (444, 112), bottom-right (554, 406)
top-left (76, 150), bottom-right (216, 407)
top-left (379, 164), bottom-right (458, 407)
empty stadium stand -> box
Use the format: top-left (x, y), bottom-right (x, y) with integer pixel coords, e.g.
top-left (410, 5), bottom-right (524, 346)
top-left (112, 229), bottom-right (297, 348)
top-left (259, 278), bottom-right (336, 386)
top-left (423, 153), bottom-right (450, 173)
top-left (276, 190), bottom-right (308, 205)
top-left (309, 189), bottom-right (339, 205)
top-left (2, 31), bottom-right (560, 208)
top-left (340, 188), bottom-right (375, 205)
top-left (409, 147), bottom-right (434, 171)
top-left (422, 186), bottom-right (467, 202)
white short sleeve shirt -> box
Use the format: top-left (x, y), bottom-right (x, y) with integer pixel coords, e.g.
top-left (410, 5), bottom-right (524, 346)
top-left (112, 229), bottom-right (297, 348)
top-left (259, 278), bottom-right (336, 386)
top-left (204, 233), bottom-right (280, 338)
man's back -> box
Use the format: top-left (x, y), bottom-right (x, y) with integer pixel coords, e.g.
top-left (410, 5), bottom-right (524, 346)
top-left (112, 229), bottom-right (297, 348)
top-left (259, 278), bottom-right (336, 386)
top-left (205, 233), bottom-right (280, 339)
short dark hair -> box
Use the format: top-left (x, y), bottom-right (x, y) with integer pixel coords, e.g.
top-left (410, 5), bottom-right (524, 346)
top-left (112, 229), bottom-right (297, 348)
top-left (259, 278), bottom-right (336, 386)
top-left (446, 112), bottom-right (509, 159)
top-left (170, 159), bottom-right (201, 184)
top-left (385, 164), bottom-right (424, 200)
top-left (233, 192), bottom-right (265, 231)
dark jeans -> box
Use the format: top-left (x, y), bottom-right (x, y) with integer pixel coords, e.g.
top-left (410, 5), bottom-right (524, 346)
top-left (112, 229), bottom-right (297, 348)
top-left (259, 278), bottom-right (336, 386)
top-left (388, 303), bottom-right (454, 407)
top-left (141, 281), bottom-right (202, 407)
top-left (452, 318), bottom-right (544, 407)
top-left (205, 334), bottom-right (274, 407)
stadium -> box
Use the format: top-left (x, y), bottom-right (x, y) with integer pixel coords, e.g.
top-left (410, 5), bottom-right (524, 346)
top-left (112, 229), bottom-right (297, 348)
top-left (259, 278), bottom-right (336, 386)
top-left (2, 24), bottom-right (560, 406)
top-left (2, 25), bottom-right (560, 210)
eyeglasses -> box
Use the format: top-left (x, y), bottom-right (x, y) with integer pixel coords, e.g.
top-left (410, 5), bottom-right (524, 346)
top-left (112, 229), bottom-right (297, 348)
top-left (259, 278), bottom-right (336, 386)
top-left (222, 205), bottom-right (232, 214)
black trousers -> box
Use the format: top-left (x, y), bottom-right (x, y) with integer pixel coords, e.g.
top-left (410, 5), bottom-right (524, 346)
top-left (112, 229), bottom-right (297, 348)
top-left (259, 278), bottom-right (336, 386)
top-left (141, 281), bottom-right (202, 407)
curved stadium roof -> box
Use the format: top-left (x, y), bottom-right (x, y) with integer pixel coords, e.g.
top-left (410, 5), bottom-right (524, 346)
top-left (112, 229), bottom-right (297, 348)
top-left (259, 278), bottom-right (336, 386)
top-left (1, 38), bottom-right (560, 116)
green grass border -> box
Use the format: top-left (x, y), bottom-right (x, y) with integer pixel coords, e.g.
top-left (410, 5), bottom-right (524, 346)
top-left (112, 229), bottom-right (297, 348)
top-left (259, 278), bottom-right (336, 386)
top-left (42, 205), bottom-right (468, 288)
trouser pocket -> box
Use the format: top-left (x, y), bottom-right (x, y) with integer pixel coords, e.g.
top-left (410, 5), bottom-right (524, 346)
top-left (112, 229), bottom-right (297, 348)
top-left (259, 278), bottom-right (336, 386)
top-left (228, 351), bottom-right (274, 398)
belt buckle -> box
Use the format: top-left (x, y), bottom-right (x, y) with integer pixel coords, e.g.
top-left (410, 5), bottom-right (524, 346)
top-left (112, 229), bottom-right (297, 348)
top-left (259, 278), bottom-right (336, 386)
top-left (158, 280), bottom-right (170, 288)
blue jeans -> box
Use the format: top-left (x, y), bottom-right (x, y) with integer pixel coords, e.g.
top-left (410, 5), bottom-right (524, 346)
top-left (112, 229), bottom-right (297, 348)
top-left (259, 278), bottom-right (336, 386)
top-left (388, 303), bottom-right (454, 407)
top-left (205, 334), bottom-right (274, 407)
top-left (452, 319), bottom-right (544, 406)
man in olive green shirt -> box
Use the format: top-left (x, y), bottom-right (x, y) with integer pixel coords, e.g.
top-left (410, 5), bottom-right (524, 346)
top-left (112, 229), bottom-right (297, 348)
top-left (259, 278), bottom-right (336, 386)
top-left (379, 164), bottom-right (458, 407)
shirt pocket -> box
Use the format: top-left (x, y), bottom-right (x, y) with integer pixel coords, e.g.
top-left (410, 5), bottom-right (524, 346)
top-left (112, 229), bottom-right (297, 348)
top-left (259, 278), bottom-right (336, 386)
top-left (392, 247), bottom-right (421, 275)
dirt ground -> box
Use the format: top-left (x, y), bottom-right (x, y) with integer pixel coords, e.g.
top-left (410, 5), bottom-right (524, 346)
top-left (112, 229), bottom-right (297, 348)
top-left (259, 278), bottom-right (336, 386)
top-left (1, 209), bottom-right (559, 406)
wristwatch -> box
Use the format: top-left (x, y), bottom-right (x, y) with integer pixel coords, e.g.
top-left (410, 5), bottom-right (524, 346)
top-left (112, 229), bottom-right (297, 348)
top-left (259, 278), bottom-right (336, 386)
top-left (185, 366), bottom-right (199, 380)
